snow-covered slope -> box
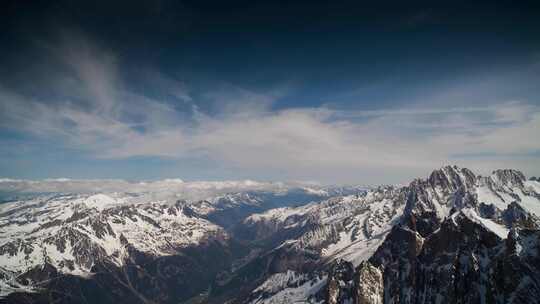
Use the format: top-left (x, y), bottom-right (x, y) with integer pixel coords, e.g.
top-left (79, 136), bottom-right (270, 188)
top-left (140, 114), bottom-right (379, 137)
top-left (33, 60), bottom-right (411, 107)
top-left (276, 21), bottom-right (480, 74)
top-left (243, 186), bottom-right (405, 265)
top-left (0, 183), bottom-right (363, 299)
top-left (1, 167), bottom-right (539, 303)
top-left (247, 270), bottom-right (327, 304)
top-left (0, 193), bottom-right (227, 296)
top-left (245, 166), bottom-right (540, 304)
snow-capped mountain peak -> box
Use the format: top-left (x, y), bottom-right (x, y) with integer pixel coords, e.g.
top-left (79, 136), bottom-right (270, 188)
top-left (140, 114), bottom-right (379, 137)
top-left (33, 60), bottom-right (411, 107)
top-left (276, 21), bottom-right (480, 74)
top-left (1, 167), bottom-right (539, 303)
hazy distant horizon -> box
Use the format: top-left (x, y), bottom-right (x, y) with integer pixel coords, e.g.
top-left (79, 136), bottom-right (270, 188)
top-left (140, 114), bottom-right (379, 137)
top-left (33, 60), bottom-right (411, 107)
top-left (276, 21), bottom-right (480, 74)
top-left (1, 165), bottom-right (538, 193)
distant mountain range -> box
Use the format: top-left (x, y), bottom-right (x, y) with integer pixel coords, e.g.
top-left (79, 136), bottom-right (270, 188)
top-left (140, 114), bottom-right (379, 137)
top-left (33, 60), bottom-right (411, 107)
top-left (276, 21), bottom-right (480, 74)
top-left (0, 166), bottom-right (539, 304)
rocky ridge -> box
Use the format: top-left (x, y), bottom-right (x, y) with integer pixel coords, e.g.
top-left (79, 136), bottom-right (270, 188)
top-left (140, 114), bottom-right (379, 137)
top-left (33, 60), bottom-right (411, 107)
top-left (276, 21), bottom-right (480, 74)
top-left (247, 166), bottom-right (540, 304)
top-left (0, 166), bottom-right (539, 303)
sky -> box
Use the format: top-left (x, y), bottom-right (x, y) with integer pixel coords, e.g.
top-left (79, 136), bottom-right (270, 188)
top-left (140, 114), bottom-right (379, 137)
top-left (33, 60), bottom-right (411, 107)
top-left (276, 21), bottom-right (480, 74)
top-left (0, 0), bottom-right (539, 184)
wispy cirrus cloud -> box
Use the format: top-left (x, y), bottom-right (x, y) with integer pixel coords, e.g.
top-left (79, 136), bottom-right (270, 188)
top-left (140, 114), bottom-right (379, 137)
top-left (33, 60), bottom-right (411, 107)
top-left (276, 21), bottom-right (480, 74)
top-left (1, 32), bottom-right (539, 183)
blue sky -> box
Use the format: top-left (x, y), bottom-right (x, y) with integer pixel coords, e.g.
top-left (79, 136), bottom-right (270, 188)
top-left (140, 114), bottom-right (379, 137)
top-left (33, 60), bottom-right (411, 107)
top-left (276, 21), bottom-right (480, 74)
top-left (1, 1), bottom-right (539, 184)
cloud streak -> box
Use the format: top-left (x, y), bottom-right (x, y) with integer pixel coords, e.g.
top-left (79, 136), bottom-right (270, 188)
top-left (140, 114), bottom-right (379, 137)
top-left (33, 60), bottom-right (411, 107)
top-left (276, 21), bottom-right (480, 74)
top-left (1, 33), bottom-right (539, 183)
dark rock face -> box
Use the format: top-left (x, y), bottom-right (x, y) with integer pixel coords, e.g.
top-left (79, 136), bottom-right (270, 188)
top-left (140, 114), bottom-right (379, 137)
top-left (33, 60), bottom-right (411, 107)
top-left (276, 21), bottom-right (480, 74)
top-left (369, 225), bottom-right (423, 304)
top-left (415, 214), bottom-right (501, 304)
top-left (491, 229), bottom-right (540, 304)
top-left (322, 214), bottom-right (540, 304)
top-left (502, 202), bottom-right (540, 229)
top-left (354, 261), bottom-right (383, 304)
top-left (492, 169), bottom-right (526, 188)
top-left (325, 260), bottom-right (355, 304)
top-left (314, 166), bottom-right (540, 304)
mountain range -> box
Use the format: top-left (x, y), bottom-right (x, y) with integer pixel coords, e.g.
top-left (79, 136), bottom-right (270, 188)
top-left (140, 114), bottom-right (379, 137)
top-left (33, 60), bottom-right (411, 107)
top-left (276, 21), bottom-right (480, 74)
top-left (0, 166), bottom-right (539, 304)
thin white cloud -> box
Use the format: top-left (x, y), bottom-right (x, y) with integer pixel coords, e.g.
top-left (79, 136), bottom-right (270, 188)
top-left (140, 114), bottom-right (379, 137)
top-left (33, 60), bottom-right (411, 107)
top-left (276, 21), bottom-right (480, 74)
top-left (0, 178), bottom-right (298, 202)
top-left (0, 33), bottom-right (539, 183)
